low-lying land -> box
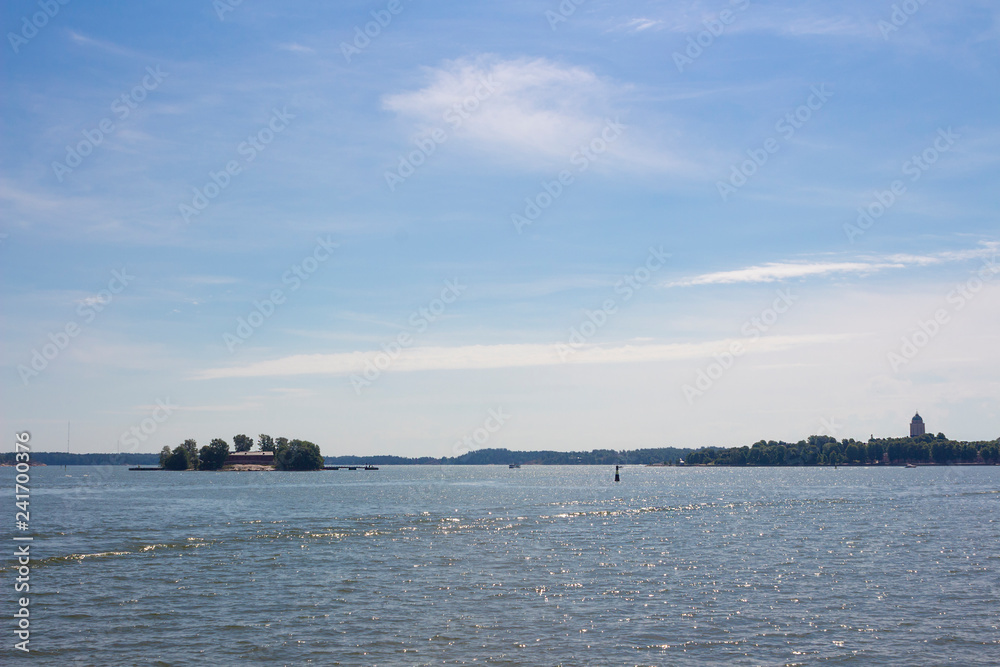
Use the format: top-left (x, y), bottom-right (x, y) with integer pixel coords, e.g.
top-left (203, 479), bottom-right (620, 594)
top-left (5, 435), bottom-right (997, 469)
top-left (682, 434), bottom-right (999, 466)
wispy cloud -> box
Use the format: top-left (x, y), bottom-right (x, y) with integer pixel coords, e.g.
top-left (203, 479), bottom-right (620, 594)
top-left (277, 42), bottom-right (315, 55)
top-left (193, 334), bottom-right (855, 380)
top-left (640, 4), bottom-right (869, 37)
top-left (618, 18), bottom-right (664, 33)
top-left (68, 31), bottom-right (145, 58)
top-left (666, 244), bottom-right (998, 287)
top-left (667, 261), bottom-right (901, 287)
top-left (382, 55), bottom-right (698, 174)
top-left (383, 55), bottom-right (621, 163)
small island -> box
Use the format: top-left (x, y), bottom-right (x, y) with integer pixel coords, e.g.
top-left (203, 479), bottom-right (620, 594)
top-left (159, 434), bottom-right (324, 471)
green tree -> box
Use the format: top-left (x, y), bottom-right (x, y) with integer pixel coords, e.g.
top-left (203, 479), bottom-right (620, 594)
top-left (199, 439), bottom-right (230, 470)
top-left (258, 434), bottom-right (275, 452)
top-left (275, 436), bottom-right (289, 449)
top-left (931, 440), bottom-right (952, 464)
top-left (233, 434), bottom-right (253, 452)
top-left (274, 439), bottom-right (324, 471)
top-left (159, 445), bottom-right (172, 468)
top-left (181, 439), bottom-right (198, 468)
top-left (163, 446), bottom-right (191, 471)
top-left (867, 441), bottom-right (885, 464)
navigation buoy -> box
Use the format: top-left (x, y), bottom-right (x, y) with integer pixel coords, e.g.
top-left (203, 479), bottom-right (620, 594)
top-left (614, 465), bottom-right (620, 483)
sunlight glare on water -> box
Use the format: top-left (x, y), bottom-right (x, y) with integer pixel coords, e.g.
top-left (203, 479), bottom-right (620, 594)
top-left (6, 465), bottom-right (999, 665)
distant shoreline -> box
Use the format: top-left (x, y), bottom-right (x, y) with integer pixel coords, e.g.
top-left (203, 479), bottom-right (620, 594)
top-left (4, 435), bottom-right (997, 468)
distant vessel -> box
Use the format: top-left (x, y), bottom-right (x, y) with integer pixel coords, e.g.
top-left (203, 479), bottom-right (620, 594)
top-left (508, 463), bottom-right (520, 469)
top-left (905, 463), bottom-right (917, 469)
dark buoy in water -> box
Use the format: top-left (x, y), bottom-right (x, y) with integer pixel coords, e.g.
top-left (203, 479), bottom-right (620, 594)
top-left (614, 465), bottom-right (620, 483)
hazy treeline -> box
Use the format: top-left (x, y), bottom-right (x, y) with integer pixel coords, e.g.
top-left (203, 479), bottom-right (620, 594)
top-left (0, 452), bottom-right (159, 466)
top-left (325, 447), bottom-right (692, 466)
top-left (684, 434), bottom-right (1000, 466)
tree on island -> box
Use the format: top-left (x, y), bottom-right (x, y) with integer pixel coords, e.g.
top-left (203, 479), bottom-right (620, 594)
top-left (181, 439), bottom-right (198, 461)
top-left (198, 438), bottom-right (230, 470)
top-left (258, 434), bottom-right (275, 451)
top-left (274, 439), bottom-right (324, 471)
top-left (275, 436), bottom-right (289, 449)
top-left (233, 434), bottom-right (253, 452)
top-left (159, 445), bottom-right (172, 468)
top-left (163, 445), bottom-right (194, 471)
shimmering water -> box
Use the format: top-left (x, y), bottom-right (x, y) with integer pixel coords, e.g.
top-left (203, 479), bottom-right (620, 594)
top-left (4, 465), bottom-right (998, 665)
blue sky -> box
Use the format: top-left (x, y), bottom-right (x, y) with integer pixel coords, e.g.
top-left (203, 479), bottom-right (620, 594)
top-left (2, 0), bottom-right (998, 456)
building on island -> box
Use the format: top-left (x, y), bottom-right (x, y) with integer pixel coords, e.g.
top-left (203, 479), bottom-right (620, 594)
top-left (224, 451), bottom-right (274, 466)
top-left (910, 412), bottom-right (926, 437)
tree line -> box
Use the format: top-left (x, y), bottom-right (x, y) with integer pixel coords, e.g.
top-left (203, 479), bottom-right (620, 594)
top-left (0, 452), bottom-right (159, 466)
top-left (324, 446), bottom-right (692, 466)
top-left (683, 433), bottom-right (1000, 466)
top-left (159, 434), bottom-right (323, 471)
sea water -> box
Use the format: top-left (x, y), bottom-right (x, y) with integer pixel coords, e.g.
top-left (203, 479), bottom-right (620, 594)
top-left (3, 465), bottom-right (998, 665)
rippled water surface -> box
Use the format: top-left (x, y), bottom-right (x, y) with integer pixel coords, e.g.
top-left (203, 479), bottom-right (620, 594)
top-left (4, 465), bottom-right (999, 665)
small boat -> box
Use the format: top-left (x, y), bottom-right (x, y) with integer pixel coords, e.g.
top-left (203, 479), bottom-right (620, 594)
top-left (508, 463), bottom-right (520, 469)
top-left (905, 463), bottom-right (917, 469)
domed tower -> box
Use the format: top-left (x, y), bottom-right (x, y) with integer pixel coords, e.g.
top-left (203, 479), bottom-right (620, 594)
top-left (909, 412), bottom-right (925, 437)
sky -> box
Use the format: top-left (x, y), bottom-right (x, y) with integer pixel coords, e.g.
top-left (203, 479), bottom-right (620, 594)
top-left (1, 0), bottom-right (998, 457)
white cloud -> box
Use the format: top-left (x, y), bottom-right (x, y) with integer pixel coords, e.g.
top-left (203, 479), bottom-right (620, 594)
top-left (193, 334), bottom-right (854, 380)
top-left (277, 42), bottom-right (315, 54)
top-left (68, 31), bottom-right (144, 58)
top-left (667, 261), bottom-right (901, 287)
top-left (666, 243), bottom-right (998, 287)
top-left (383, 55), bottom-right (623, 164)
top-left (619, 18), bottom-right (664, 32)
